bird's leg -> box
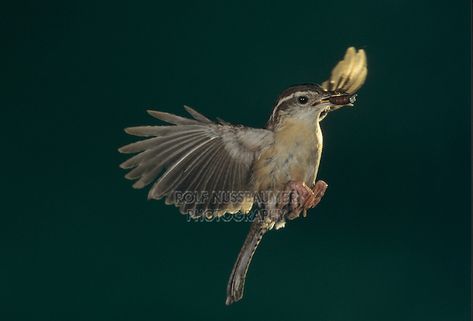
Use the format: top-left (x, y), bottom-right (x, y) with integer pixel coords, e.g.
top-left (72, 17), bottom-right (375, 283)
top-left (284, 180), bottom-right (328, 220)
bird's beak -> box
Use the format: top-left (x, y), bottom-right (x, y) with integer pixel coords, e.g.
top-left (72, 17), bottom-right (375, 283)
top-left (316, 91), bottom-right (357, 120)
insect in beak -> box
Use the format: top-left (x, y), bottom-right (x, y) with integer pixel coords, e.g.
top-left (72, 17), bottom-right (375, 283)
top-left (319, 92), bottom-right (356, 106)
top-left (329, 93), bottom-right (357, 106)
top-left (317, 92), bottom-right (357, 120)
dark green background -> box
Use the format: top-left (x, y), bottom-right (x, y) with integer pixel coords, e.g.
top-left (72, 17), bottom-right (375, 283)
top-left (2, 1), bottom-right (470, 320)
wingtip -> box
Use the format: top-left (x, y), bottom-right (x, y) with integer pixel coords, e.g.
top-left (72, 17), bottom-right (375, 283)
top-left (225, 295), bottom-right (241, 306)
top-left (147, 109), bottom-right (169, 119)
top-left (132, 180), bottom-right (146, 189)
top-left (147, 189), bottom-right (157, 200)
top-left (346, 46), bottom-right (367, 58)
top-left (343, 47), bottom-right (356, 61)
top-left (357, 49), bottom-right (367, 66)
top-left (183, 105), bottom-right (193, 112)
top-left (123, 127), bottom-right (133, 135)
top-left (146, 109), bottom-right (158, 117)
top-left (118, 145), bottom-right (135, 154)
top-left (183, 105), bottom-right (212, 123)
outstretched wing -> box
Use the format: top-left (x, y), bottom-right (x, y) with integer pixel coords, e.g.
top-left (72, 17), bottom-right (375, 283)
top-left (119, 106), bottom-right (274, 217)
top-left (321, 47), bottom-right (368, 94)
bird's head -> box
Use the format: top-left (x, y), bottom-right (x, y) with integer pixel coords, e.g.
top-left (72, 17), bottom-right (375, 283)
top-left (266, 83), bottom-right (356, 130)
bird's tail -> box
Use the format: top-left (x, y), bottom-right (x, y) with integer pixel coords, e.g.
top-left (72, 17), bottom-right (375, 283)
top-left (226, 219), bottom-right (268, 305)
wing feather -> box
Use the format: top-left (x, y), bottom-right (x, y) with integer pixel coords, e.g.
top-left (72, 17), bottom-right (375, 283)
top-left (184, 105), bottom-right (212, 123)
top-left (148, 136), bottom-right (218, 198)
top-left (131, 134), bottom-right (212, 188)
top-left (147, 110), bottom-right (200, 125)
top-left (119, 108), bottom-right (274, 217)
top-left (177, 154), bottom-right (216, 215)
top-left (122, 132), bottom-right (207, 170)
top-left (166, 137), bottom-right (222, 204)
top-left (321, 47), bottom-right (368, 94)
top-left (121, 132), bottom-right (210, 181)
top-left (177, 142), bottom-right (224, 215)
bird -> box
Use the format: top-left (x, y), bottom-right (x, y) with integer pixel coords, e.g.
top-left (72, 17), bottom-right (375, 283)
top-left (119, 47), bottom-right (367, 305)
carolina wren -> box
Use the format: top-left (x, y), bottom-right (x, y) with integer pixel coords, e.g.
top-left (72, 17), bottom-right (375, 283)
top-left (119, 47), bottom-right (367, 305)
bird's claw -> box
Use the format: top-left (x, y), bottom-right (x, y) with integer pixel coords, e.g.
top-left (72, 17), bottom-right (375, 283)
top-left (284, 180), bottom-right (328, 220)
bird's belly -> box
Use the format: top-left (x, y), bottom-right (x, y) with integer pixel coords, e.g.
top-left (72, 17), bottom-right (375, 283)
top-left (252, 118), bottom-right (323, 191)
top-left (252, 140), bottom-right (322, 191)
top-left (275, 144), bottom-right (320, 185)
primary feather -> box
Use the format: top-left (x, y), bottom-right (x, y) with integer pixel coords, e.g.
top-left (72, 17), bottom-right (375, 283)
top-left (119, 106), bottom-right (274, 217)
top-left (321, 47), bottom-right (367, 93)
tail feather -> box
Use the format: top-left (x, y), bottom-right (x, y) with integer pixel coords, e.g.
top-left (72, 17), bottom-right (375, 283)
top-left (226, 219), bottom-right (268, 305)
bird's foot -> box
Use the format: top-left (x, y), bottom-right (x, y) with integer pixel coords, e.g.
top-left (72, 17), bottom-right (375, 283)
top-left (284, 180), bottom-right (328, 220)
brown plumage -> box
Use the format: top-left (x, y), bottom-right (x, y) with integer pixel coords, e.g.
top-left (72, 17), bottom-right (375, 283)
top-left (119, 47), bottom-right (368, 304)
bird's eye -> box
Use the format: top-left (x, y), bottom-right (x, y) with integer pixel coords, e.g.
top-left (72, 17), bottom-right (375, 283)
top-left (298, 96), bottom-right (308, 104)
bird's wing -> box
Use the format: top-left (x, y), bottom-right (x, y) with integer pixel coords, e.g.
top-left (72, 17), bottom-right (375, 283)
top-left (321, 47), bottom-right (368, 94)
top-left (119, 106), bottom-right (274, 217)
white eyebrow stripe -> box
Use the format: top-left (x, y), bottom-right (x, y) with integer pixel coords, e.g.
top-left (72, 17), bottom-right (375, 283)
top-left (274, 93), bottom-right (295, 109)
top-left (274, 90), bottom-right (313, 109)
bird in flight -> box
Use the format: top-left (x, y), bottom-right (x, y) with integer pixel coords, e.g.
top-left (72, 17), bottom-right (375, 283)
top-left (119, 47), bottom-right (367, 305)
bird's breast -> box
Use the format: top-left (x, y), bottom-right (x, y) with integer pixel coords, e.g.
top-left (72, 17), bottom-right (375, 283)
top-left (252, 119), bottom-right (323, 191)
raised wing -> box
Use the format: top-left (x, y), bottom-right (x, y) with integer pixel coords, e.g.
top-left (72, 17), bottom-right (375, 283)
top-left (321, 47), bottom-right (367, 94)
top-left (119, 106), bottom-right (274, 217)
